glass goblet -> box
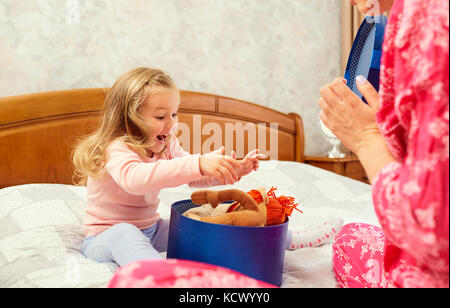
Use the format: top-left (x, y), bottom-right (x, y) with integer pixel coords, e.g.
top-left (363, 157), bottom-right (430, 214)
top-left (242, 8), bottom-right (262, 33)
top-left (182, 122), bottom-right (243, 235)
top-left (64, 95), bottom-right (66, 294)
top-left (319, 119), bottom-right (346, 159)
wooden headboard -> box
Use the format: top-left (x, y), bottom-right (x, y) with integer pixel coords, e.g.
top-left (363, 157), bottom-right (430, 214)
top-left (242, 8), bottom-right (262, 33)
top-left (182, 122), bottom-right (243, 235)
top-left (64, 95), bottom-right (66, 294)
top-left (0, 89), bottom-right (304, 188)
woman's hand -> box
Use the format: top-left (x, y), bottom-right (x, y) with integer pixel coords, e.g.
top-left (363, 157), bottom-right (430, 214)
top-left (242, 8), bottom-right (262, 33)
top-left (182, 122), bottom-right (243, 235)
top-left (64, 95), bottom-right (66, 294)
top-left (199, 146), bottom-right (241, 185)
top-left (318, 76), bottom-right (381, 155)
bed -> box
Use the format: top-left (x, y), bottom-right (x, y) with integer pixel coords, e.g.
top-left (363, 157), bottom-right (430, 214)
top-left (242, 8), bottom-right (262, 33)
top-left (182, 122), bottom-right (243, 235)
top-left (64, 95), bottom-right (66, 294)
top-left (0, 89), bottom-right (379, 288)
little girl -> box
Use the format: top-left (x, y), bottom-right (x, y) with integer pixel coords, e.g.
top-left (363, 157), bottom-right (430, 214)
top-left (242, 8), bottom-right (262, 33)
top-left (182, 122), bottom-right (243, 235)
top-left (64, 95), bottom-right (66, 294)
top-left (73, 67), bottom-right (342, 268)
top-left (73, 67), bottom-right (263, 266)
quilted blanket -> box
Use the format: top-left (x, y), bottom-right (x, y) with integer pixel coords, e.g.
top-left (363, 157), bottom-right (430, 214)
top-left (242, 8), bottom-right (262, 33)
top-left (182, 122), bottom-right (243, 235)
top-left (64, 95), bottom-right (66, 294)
top-left (0, 161), bottom-right (378, 287)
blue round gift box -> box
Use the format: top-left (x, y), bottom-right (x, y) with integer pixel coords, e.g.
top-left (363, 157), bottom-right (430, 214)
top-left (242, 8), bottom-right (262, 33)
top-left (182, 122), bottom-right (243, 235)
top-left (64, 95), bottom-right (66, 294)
top-left (167, 199), bottom-right (289, 286)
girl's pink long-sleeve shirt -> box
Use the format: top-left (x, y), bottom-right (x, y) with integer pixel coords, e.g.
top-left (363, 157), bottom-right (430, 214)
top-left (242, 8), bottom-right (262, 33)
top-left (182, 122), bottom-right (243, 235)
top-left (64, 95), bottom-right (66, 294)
top-left (83, 136), bottom-right (218, 237)
top-left (372, 0), bottom-right (449, 288)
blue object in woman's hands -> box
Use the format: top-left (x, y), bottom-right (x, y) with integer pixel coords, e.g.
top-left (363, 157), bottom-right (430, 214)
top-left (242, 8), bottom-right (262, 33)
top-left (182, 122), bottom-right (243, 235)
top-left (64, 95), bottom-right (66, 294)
top-left (344, 15), bottom-right (387, 103)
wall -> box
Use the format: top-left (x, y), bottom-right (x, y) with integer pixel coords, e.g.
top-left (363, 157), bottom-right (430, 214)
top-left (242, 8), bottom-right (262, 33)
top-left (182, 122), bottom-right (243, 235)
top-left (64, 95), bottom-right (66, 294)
top-left (0, 0), bottom-right (342, 155)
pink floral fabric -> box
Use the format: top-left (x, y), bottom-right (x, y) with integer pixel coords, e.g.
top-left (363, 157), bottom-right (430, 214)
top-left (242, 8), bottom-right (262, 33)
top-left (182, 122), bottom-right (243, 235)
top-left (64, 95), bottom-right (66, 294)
top-left (333, 223), bottom-right (389, 288)
top-left (108, 259), bottom-right (276, 288)
top-left (333, 0), bottom-right (449, 288)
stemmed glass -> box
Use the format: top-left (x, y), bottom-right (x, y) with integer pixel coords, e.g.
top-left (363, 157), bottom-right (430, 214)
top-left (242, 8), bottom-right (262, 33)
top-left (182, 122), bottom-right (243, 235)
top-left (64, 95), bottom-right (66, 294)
top-left (319, 118), bottom-right (346, 158)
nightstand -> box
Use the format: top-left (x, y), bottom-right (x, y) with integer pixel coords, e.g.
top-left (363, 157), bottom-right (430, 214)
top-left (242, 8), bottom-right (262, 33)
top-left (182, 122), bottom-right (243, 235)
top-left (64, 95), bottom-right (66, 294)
top-left (304, 154), bottom-right (369, 184)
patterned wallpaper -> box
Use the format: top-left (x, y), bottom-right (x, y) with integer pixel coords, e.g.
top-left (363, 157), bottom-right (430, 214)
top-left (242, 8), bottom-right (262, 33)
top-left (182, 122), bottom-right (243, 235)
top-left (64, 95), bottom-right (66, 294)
top-left (0, 0), bottom-right (342, 155)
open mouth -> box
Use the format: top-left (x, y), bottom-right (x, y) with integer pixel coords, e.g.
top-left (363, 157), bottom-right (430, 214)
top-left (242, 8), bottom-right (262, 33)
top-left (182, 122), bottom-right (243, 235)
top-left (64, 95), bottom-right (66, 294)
top-left (156, 134), bottom-right (168, 143)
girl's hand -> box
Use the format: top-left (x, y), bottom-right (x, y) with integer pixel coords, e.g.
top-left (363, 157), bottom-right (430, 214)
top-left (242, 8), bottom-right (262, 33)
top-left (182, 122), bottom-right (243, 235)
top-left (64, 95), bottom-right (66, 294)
top-left (199, 147), bottom-right (241, 185)
top-left (232, 149), bottom-right (266, 178)
top-left (318, 76), bottom-right (381, 155)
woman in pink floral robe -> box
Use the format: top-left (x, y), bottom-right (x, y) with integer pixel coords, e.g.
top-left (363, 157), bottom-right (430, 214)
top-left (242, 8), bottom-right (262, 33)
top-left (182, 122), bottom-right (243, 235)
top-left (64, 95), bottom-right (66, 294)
top-left (320, 0), bottom-right (449, 288)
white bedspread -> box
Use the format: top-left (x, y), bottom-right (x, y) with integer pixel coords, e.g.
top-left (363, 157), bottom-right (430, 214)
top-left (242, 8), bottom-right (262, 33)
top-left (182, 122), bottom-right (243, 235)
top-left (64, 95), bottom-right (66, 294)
top-left (0, 161), bottom-right (379, 288)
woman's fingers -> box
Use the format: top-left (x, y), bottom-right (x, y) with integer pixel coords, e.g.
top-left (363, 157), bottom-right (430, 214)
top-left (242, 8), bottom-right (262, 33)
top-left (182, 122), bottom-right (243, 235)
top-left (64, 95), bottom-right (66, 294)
top-left (330, 78), bottom-right (359, 105)
top-left (319, 78), bottom-right (362, 124)
top-left (320, 83), bottom-right (341, 106)
top-left (356, 75), bottom-right (381, 111)
top-left (318, 97), bottom-right (331, 113)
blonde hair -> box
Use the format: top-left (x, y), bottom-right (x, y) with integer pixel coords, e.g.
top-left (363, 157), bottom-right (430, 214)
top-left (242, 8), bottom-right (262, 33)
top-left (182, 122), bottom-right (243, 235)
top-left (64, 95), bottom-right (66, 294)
top-left (72, 67), bottom-right (177, 185)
